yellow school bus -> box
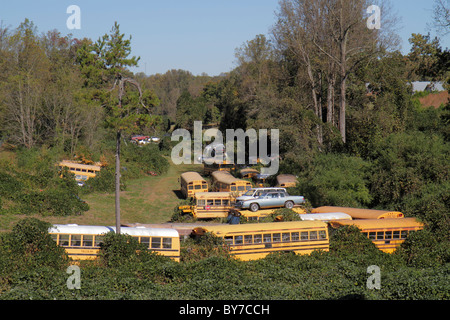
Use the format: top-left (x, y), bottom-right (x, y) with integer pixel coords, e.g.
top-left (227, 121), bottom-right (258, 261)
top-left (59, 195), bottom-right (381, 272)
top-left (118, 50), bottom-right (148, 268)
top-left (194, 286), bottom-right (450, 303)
top-left (211, 170), bottom-right (252, 197)
top-left (275, 174), bottom-right (297, 188)
top-left (203, 161), bottom-right (235, 175)
top-left (192, 221), bottom-right (329, 261)
top-left (58, 160), bottom-right (101, 183)
top-left (237, 207), bottom-right (307, 222)
top-left (329, 218), bottom-right (424, 253)
top-left (49, 224), bottom-right (181, 261)
top-left (179, 192), bottom-right (234, 219)
top-left (180, 172), bottom-right (208, 198)
top-left (312, 206), bottom-right (404, 219)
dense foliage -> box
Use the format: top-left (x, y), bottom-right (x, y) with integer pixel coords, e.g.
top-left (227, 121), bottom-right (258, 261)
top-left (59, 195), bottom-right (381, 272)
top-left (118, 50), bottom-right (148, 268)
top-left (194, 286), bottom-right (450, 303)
top-left (0, 0), bottom-right (448, 300)
top-left (0, 218), bottom-right (448, 300)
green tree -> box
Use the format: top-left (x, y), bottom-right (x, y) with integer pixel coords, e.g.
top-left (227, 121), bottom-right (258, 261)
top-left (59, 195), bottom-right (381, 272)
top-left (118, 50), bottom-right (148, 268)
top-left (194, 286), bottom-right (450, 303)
top-left (368, 132), bottom-right (449, 221)
top-left (77, 22), bottom-right (159, 233)
top-left (407, 33), bottom-right (449, 81)
top-left (294, 153), bottom-right (372, 207)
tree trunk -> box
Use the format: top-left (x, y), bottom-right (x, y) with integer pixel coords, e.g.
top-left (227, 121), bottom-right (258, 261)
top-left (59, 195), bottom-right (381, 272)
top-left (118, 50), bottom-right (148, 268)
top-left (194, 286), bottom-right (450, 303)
top-left (339, 72), bottom-right (346, 143)
top-left (339, 26), bottom-right (347, 144)
top-left (115, 129), bottom-right (121, 234)
top-left (327, 63), bottom-right (335, 125)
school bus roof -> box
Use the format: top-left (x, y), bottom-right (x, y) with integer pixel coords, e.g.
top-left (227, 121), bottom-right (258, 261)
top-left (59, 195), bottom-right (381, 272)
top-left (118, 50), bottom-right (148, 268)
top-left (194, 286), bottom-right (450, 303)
top-left (276, 174), bottom-right (297, 182)
top-left (192, 220), bottom-right (327, 236)
top-left (194, 192), bottom-right (232, 199)
top-left (59, 160), bottom-right (102, 171)
top-left (212, 171), bottom-right (249, 184)
top-left (311, 206), bottom-right (404, 219)
top-left (329, 218), bottom-right (423, 230)
top-left (49, 224), bottom-right (113, 235)
top-left (180, 171), bottom-right (205, 182)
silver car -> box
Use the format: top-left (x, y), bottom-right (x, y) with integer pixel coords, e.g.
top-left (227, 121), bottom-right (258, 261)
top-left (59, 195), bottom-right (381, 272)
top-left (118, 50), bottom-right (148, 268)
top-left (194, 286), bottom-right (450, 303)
top-left (236, 187), bottom-right (287, 202)
top-left (237, 191), bottom-right (305, 212)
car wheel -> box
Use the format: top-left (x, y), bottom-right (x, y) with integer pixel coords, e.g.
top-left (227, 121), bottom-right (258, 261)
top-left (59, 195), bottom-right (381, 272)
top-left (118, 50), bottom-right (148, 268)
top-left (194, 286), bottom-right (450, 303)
top-left (285, 201), bottom-right (294, 209)
top-left (250, 203), bottom-right (260, 212)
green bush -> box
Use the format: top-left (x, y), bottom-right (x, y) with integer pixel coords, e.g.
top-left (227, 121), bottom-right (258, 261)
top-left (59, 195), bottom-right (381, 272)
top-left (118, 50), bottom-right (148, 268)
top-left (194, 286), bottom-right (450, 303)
top-left (122, 143), bottom-right (169, 176)
top-left (0, 218), bottom-right (68, 269)
top-left (294, 153), bottom-right (373, 207)
top-left (99, 232), bottom-right (167, 267)
top-left (82, 166), bottom-right (122, 193)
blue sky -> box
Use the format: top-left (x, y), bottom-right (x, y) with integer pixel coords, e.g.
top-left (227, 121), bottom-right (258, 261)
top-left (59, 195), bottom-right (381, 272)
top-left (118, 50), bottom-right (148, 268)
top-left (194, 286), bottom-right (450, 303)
top-left (1, 0), bottom-right (448, 76)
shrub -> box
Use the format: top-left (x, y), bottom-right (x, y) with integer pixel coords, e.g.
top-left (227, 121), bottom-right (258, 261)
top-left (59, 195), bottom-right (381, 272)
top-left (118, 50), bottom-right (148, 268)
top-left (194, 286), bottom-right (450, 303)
top-left (0, 218), bottom-right (68, 269)
top-left (329, 225), bottom-right (381, 257)
top-left (294, 153), bottom-right (373, 207)
top-left (181, 232), bottom-right (230, 263)
top-left (99, 232), bottom-right (165, 267)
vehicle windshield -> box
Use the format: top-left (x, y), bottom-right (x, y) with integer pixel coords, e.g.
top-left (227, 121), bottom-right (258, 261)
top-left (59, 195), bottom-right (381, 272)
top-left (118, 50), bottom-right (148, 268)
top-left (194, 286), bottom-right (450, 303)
top-left (242, 190), bottom-right (256, 196)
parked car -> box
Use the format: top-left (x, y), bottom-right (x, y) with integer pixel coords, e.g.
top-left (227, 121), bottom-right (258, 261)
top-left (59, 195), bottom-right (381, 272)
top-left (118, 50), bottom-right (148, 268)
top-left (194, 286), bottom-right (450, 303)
top-left (236, 187), bottom-right (286, 202)
top-left (236, 191), bottom-right (305, 212)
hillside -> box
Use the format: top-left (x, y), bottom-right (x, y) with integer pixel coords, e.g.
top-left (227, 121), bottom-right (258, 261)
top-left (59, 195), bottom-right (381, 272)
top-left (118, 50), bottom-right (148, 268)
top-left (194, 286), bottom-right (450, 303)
top-left (419, 91), bottom-right (450, 108)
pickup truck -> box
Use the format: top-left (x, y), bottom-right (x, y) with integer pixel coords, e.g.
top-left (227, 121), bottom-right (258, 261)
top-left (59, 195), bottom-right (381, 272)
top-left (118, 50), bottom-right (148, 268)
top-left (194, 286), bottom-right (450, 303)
top-left (236, 191), bottom-right (305, 212)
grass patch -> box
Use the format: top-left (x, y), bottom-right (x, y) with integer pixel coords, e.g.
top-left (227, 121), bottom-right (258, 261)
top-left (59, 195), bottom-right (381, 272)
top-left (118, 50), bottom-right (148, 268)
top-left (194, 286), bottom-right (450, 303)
top-left (0, 159), bottom-right (203, 230)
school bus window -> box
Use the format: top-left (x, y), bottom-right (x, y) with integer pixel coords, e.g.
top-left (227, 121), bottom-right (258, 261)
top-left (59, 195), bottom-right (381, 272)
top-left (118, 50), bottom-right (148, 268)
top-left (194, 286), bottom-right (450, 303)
top-left (188, 185), bottom-right (194, 190)
top-left (223, 199), bottom-right (229, 206)
top-left (235, 235), bottom-right (243, 245)
top-left (385, 231), bottom-right (392, 240)
top-left (51, 234), bottom-right (58, 243)
top-left (151, 237), bottom-right (161, 249)
top-left (244, 235), bottom-right (252, 244)
top-left (207, 199), bottom-right (214, 206)
top-left (238, 186), bottom-right (245, 191)
top-left (393, 231), bottom-right (400, 239)
top-left (195, 185), bottom-right (202, 190)
top-left (292, 232), bottom-right (299, 241)
top-left (282, 233), bottom-right (290, 242)
top-left (225, 236), bottom-right (233, 245)
top-left (263, 234), bottom-right (271, 243)
top-left (231, 186), bottom-right (237, 191)
top-left (94, 236), bottom-right (104, 247)
top-left (141, 237), bottom-right (150, 248)
top-left (377, 232), bottom-right (384, 240)
top-left (401, 230), bottom-right (408, 238)
top-left (254, 234), bottom-right (262, 243)
top-left (71, 235), bottom-right (81, 246)
top-left (310, 231), bottom-right (317, 240)
top-left (214, 199), bottom-right (221, 206)
top-left (198, 199), bottom-right (205, 206)
top-left (301, 231), bottom-right (308, 241)
top-left (319, 230), bottom-right (327, 240)
top-left (273, 233), bottom-right (281, 242)
top-left (83, 235), bottom-right (93, 247)
top-left (59, 234), bottom-right (70, 246)
top-left (163, 238), bottom-right (172, 249)
top-left (246, 185), bottom-right (251, 190)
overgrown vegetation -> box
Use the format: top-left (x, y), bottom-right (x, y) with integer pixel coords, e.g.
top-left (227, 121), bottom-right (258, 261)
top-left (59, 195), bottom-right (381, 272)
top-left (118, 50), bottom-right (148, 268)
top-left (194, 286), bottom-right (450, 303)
top-left (0, 0), bottom-right (448, 300)
top-left (0, 218), bottom-right (448, 300)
